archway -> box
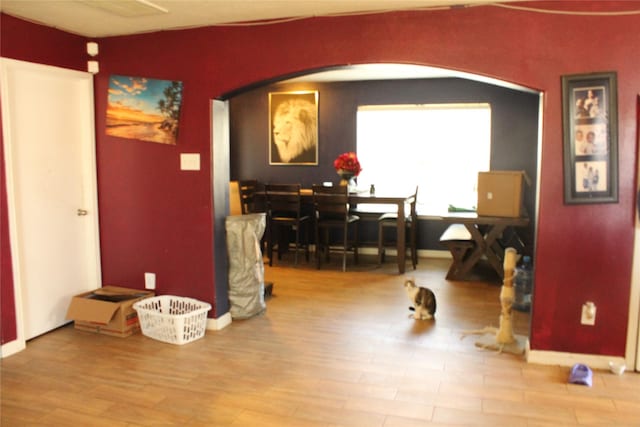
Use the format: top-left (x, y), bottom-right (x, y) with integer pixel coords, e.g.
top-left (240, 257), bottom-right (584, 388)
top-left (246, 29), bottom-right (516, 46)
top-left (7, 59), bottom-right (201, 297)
top-left (213, 62), bottom-right (542, 333)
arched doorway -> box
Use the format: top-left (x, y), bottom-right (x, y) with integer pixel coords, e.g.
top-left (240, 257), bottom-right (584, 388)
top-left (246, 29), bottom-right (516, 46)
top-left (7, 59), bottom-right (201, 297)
top-left (213, 62), bottom-right (542, 335)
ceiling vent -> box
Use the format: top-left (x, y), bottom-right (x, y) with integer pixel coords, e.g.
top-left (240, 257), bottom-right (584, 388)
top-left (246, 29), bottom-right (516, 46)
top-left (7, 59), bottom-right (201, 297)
top-left (76, 0), bottom-right (168, 17)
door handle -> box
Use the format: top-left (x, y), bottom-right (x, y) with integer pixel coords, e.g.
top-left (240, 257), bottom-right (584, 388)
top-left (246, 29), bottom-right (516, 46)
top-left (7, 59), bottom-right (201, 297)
top-left (77, 209), bottom-right (88, 216)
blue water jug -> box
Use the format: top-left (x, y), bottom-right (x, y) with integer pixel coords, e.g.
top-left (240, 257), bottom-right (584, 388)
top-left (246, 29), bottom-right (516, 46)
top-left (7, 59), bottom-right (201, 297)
top-left (514, 255), bottom-right (533, 312)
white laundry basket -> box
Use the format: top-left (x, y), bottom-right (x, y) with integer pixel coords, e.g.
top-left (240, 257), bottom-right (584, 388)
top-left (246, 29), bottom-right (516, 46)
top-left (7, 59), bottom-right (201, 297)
top-left (133, 296), bottom-right (211, 345)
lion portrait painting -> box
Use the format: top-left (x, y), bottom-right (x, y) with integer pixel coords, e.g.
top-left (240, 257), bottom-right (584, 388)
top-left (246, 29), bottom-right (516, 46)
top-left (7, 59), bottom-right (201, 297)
top-left (269, 91), bottom-right (318, 164)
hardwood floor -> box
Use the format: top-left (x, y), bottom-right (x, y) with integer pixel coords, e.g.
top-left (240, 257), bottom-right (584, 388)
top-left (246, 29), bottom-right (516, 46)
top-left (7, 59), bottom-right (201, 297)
top-left (2, 256), bottom-right (639, 426)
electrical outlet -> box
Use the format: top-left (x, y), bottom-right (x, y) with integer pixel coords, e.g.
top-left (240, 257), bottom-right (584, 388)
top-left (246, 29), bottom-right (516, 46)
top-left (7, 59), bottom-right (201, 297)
top-left (581, 302), bottom-right (596, 325)
top-left (144, 272), bottom-right (156, 290)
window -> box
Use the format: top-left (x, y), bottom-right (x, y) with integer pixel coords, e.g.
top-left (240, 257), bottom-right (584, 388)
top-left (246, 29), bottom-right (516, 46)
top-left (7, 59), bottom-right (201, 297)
top-left (356, 103), bottom-right (491, 215)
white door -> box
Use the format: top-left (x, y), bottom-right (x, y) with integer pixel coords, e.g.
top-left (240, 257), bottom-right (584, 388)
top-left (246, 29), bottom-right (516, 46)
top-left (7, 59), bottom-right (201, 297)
top-left (628, 95), bottom-right (640, 372)
top-left (635, 96), bottom-right (640, 371)
top-left (1, 58), bottom-right (101, 341)
top-left (636, 186), bottom-right (640, 371)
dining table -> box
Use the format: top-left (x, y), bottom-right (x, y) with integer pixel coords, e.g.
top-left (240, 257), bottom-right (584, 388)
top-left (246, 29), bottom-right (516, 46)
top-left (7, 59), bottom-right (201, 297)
top-left (438, 212), bottom-right (530, 280)
top-left (300, 188), bottom-right (417, 274)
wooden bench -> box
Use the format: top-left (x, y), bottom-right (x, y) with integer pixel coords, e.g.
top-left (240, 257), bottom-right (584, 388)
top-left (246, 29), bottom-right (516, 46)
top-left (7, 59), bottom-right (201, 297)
top-left (439, 224), bottom-right (476, 280)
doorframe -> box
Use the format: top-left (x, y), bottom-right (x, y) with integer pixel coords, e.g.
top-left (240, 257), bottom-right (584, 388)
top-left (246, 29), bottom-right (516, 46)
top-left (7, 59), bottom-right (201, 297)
top-left (0, 58), bottom-right (102, 357)
top-left (626, 94), bottom-right (640, 371)
top-left (209, 99), bottom-right (232, 328)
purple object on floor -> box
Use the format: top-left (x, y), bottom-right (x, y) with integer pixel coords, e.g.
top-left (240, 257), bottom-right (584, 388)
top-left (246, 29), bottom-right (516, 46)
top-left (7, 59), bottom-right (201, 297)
top-left (568, 363), bottom-right (593, 387)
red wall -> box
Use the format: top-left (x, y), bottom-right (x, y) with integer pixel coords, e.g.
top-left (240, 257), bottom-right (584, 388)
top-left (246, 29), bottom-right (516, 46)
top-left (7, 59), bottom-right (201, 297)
top-left (2, 2), bottom-right (639, 356)
top-left (92, 38), bottom-right (216, 307)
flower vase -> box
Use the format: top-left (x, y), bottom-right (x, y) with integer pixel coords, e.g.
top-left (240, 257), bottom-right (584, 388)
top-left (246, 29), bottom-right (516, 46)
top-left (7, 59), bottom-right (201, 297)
top-left (337, 170), bottom-right (356, 192)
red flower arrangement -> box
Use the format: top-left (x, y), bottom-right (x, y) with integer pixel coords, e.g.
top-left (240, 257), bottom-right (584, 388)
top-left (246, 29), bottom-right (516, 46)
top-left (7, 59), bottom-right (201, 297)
top-left (333, 152), bottom-right (362, 177)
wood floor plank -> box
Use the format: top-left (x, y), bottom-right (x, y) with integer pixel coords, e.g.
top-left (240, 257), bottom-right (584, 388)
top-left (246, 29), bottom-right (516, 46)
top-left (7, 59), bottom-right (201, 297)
top-left (344, 395), bottom-right (434, 421)
top-left (38, 408), bottom-right (132, 427)
top-left (482, 397), bottom-right (578, 423)
top-left (432, 405), bottom-right (529, 426)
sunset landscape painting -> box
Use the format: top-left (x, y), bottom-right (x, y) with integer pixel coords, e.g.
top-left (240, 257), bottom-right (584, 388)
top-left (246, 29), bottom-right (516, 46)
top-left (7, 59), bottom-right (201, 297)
top-left (106, 75), bottom-right (183, 145)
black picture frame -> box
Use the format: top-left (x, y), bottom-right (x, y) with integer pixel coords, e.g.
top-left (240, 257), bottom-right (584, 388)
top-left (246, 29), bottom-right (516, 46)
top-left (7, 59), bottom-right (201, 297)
top-left (562, 71), bottom-right (618, 204)
top-left (269, 91), bottom-right (319, 165)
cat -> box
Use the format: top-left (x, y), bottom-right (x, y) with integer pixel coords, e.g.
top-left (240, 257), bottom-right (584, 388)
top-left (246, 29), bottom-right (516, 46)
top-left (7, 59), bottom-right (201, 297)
top-left (404, 278), bottom-right (436, 320)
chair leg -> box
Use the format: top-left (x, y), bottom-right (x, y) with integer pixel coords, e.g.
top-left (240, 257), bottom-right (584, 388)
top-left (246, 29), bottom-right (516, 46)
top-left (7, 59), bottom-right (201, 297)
top-left (293, 225), bottom-right (299, 266)
top-left (316, 223), bottom-right (359, 271)
top-left (377, 223), bottom-right (385, 265)
top-left (410, 227), bottom-right (417, 270)
top-left (341, 224), bottom-right (348, 272)
top-left (304, 222), bottom-right (310, 262)
top-left (412, 240), bottom-right (418, 269)
top-left (324, 229), bottom-right (330, 262)
top-left (278, 228), bottom-right (286, 260)
top-left (353, 223), bottom-right (359, 265)
top-left (315, 224), bottom-right (321, 269)
top-left (267, 222), bottom-right (274, 267)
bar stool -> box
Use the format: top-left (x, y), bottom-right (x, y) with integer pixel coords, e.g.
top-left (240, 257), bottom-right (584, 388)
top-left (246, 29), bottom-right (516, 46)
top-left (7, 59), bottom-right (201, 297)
top-left (377, 186), bottom-right (418, 269)
top-left (238, 179), bottom-right (259, 214)
top-left (265, 183), bottom-right (310, 266)
top-left (312, 184), bottom-right (360, 272)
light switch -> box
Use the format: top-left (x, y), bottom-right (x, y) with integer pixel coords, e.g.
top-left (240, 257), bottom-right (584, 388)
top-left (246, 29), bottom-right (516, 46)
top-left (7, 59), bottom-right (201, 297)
top-left (180, 153), bottom-right (200, 171)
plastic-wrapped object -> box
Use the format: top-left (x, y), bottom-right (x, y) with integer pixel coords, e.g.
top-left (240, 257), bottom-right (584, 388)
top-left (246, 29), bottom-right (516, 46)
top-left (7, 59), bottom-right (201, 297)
top-left (513, 255), bottom-right (533, 312)
top-left (225, 213), bottom-right (266, 319)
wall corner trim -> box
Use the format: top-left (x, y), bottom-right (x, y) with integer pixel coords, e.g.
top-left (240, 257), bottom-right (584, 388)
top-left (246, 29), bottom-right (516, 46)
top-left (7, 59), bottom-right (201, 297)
top-left (1, 339), bottom-right (26, 359)
top-left (206, 312), bottom-right (232, 331)
top-left (527, 349), bottom-right (627, 371)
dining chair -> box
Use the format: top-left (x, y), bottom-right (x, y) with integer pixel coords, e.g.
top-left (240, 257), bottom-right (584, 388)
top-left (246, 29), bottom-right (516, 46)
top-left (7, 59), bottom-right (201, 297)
top-left (238, 179), bottom-right (259, 214)
top-left (264, 183), bottom-right (310, 266)
top-left (239, 179), bottom-right (268, 254)
top-left (312, 184), bottom-right (360, 272)
top-left (377, 186), bottom-right (419, 269)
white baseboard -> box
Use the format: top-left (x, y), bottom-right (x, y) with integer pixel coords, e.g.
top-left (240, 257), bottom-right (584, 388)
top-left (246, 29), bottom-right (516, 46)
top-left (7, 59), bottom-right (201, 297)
top-left (357, 247), bottom-right (451, 259)
top-left (1, 338), bottom-right (26, 358)
top-left (206, 312), bottom-right (232, 330)
top-left (421, 249), bottom-right (451, 259)
top-left (527, 349), bottom-right (626, 370)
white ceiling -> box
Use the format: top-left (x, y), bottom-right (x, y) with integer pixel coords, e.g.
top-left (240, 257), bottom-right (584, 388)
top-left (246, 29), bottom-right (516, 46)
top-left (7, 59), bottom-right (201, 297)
top-left (0, 0), bottom-right (507, 38)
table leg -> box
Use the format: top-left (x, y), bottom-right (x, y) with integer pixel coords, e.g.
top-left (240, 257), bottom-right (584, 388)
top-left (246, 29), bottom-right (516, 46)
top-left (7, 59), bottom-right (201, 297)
top-left (452, 224), bottom-right (485, 278)
top-left (397, 202), bottom-right (406, 274)
top-left (482, 225), bottom-right (508, 279)
top-left (456, 224), bottom-right (508, 279)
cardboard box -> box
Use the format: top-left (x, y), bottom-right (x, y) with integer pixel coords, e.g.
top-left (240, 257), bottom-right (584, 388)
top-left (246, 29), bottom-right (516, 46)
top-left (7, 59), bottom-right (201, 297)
top-left (66, 286), bottom-right (154, 337)
top-left (477, 171), bottom-right (528, 217)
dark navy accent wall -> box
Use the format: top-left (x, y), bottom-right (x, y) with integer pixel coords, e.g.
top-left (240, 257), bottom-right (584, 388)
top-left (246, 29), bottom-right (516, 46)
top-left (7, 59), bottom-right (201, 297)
top-left (229, 77), bottom-right (539, 252)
